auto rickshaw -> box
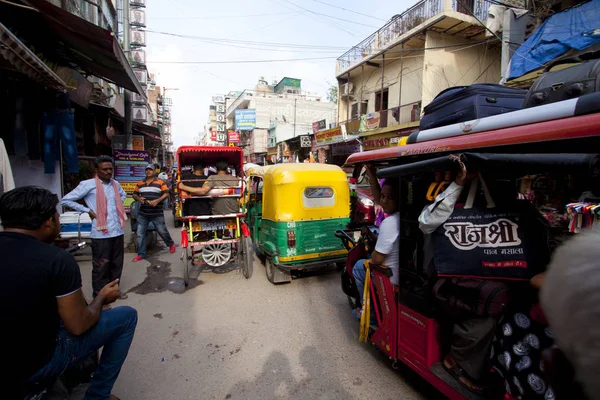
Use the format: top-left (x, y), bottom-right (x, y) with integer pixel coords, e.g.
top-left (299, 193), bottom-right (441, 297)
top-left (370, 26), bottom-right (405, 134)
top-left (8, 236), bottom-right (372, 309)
top-left (176, 146), bottom-right (252, 286)
top-left (246, 163), bottom-right (350, 284)
top-left (338, 92), bottom-right (600, 400)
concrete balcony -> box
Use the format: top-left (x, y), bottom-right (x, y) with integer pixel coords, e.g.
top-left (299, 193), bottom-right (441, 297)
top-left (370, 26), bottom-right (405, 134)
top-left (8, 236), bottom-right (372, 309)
top-left (336, 0), bottom-right (490, 76)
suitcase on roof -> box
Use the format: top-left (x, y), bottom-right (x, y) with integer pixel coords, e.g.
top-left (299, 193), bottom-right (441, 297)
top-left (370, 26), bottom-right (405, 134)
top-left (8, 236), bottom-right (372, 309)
top-left (420, 83), bottom-right (527, 131)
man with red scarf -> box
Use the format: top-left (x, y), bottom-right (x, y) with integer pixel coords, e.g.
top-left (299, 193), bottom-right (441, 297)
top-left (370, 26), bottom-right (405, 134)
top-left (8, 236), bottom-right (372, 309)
top-left (62, 155), bottom-right (128, 304)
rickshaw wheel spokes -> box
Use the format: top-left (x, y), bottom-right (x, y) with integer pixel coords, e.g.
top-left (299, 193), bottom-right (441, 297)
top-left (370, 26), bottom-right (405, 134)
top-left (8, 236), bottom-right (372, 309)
top-left (202, 243), bottom-right (232, 267)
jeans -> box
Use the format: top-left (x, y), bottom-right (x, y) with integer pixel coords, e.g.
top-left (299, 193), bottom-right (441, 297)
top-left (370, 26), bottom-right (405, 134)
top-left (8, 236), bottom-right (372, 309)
top-left (27, 306), bottom-right (138, 400)
top-left (91, 236), bottom-right (125, 298)
top-left (43, 93), bottom-right (79, 174)
top-left (137, 213), bottom-right (174, 258)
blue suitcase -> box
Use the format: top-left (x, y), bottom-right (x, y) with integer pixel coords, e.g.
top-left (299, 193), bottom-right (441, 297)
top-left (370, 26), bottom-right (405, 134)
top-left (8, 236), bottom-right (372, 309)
top-left (420, 84), bottom-right (527, 130)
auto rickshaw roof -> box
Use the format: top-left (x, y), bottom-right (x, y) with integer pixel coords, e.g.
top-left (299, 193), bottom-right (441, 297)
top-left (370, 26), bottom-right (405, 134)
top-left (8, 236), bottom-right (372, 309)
top-left (265, 163), bottom-right (347, 184)
top-left (176, 146), bottom-right (244, 169)
top-left (345, 112), bottom-right (600, 167)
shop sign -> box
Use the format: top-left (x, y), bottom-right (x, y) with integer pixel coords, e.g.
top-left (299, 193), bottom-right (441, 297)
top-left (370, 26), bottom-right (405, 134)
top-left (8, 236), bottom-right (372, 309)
top-left (315, 127), bottom-right (343, 146)
top-left (133, 69), bottom-right (147, 84)
top-left (362, 137), bottom-right (391, 151)
top-left (332, 141), bottom-right (360, 156)
top-left (130, 10), bottom-right (146, 27)
top-left (300, 135), bottom-right (312, 148)
top-left (228, 130), bottom-right (241, 143)
top-left (360, 112), bottom-right (381, 132)
top-left (113, 149), bottom-right (150, 211)
top-left (235, 109), bottom-right (256, 130)
top-left (132, 135), bottom-right (144, 150)
top-left (312, 119), bottom-right (326, 134)
top-left (213, 95), bottom-right (225, 103)
top-left (131, 50), bottom-right (146, 65)
top-left (130, 29), bottom-right (146, 47)
top-left (132, 106), bottom-right (147, 121)
top-left (211, 130), bottom-right (217, 141)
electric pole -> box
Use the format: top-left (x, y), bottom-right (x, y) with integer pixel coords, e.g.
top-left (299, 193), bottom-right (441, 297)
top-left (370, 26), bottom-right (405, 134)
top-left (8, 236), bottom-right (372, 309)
top-left (123, 0), bottom-right (132, 149)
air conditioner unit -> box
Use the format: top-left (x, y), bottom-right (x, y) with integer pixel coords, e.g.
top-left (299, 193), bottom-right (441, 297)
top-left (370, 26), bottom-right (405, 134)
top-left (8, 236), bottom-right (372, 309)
top-left (340, 82), bottom-right (354, 98)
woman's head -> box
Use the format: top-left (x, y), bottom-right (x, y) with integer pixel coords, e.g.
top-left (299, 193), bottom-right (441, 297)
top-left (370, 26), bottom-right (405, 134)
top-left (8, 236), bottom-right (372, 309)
top-left (380, 179), bottom-right (399, 214)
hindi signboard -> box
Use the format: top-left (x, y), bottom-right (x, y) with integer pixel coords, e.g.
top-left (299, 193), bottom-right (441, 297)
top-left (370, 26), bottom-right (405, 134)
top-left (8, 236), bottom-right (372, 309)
top-left (235, 109), bottom-right (256, 130)
top-left (315, 127), bottom-right (343, 146)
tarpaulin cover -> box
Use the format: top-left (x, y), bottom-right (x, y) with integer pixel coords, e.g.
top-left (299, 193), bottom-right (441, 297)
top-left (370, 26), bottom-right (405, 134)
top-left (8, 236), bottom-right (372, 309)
top-left (507, 0), bottom-right (600, 80)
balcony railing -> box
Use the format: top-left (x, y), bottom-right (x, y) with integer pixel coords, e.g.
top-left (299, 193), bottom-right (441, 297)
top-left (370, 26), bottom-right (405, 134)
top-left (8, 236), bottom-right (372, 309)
top-left (337, 101), bottom-right (422, 133)
top-left (337, 0), bottom-right (489, 73)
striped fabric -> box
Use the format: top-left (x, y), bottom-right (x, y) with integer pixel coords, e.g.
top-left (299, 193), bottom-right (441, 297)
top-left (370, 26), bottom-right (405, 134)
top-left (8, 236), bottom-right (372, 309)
top-left (135, 178), bottom-right (169, 217)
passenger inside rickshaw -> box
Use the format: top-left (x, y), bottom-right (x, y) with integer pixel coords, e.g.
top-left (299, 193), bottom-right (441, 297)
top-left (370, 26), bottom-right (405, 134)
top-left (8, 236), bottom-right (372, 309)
top-left (352, 178), bottom-right (400, 323)
top-left (179, 160), bottom-right (240, 215)
top-left (180, 163), bottom-right (211, 217)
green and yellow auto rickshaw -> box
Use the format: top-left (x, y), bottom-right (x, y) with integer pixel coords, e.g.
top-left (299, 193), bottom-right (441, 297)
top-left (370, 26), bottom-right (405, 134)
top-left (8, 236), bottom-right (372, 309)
top-left (246, 163), bottom-right (350, 284)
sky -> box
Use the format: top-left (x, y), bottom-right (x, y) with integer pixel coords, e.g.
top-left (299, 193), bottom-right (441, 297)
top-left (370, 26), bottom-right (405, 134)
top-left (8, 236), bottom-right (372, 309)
top-left (144, 0), bottom-right (413, 149)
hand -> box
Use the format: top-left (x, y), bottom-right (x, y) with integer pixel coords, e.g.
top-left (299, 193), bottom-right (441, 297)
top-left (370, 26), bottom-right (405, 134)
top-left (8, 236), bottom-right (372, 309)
top-left (455, 160), bottom-right (468, 186)
top-left (98, 279), bottom-right (120, 305)
top-left (149, 199), bottom-right (160, 207)
top-left (88, 210), bottom-right (97, 220)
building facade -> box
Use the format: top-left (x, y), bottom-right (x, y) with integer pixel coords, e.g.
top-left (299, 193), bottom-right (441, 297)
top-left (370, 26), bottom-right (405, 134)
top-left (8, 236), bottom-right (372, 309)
top-left (335, 0), bottom-right (500, 151)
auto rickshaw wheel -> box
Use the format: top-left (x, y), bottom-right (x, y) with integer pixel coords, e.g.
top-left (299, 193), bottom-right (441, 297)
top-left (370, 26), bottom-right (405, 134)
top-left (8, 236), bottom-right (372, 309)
top-left (266, 257), bottom-right (291, 284)
top-left (182, 247), bottom-right (190, 286)
top-left (202, 242), bottom-right (232, 267)
top-left (241, 237), bottom-right (253, 279)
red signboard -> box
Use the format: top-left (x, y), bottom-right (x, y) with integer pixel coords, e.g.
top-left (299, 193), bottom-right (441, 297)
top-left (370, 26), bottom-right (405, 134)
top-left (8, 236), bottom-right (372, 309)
top-left (228, 130), bottom-right (241, 143)
top-left (211, 130), bottom-right (217, 141)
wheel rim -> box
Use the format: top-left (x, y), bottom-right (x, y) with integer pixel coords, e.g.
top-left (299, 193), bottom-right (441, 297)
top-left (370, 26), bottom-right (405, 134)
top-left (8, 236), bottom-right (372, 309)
top-left (202, 243), bottom-right (232, 267)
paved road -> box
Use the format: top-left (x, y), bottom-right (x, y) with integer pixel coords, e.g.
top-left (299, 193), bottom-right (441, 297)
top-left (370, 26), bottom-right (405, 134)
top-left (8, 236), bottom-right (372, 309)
top-left (78, 213), bottom-right (434, 400)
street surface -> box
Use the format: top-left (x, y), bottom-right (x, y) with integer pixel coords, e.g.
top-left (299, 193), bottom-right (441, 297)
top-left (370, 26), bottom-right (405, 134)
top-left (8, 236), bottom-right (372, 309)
top-left (77, 213), bottom-right (435, 400)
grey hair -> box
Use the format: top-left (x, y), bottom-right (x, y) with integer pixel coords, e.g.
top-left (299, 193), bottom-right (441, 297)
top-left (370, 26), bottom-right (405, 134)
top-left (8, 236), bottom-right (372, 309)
top-left (94, 155), bottom-right (114, 168)
top-left (541, 230), bottom-right (600, 400)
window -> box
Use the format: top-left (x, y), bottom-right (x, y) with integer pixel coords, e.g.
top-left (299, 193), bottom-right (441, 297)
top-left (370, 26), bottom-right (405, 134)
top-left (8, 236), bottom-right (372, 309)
top-left (303, 187), bottom-right (335, 208)
top-left (375, 89), bottom-right (389, 112)
top-left (351, 102), bottom-right (368, 120)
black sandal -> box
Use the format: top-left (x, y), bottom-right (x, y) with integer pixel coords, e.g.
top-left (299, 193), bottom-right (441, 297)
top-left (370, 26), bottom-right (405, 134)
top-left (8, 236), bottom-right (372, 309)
top-left (442, 355), bottom-right (485, 395)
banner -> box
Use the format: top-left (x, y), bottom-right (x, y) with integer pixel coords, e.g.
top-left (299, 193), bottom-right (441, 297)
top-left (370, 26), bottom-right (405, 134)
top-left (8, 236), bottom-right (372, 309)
top-left (228, 130), bottom-right (241, 143)
top-left (312, 119), bottom-right (326, 134)
top-left (315, 127), bottom-right (343, 146)
top-left (113, 150), bottom-right (150, 211)
top-left (235, 109), bottom-right (256, 130)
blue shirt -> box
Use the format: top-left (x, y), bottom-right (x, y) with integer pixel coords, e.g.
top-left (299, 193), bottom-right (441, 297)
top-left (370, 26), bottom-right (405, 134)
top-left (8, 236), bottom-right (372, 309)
top-left (61, 178), bottom-right (127, 239)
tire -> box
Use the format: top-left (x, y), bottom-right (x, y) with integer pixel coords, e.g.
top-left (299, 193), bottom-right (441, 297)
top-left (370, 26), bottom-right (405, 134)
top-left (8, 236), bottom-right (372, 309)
top-left (182, 247), bottom-right (190, 286)
top-left (266, 257), bottom-right (276, 284)
top-left (241, 237), bottom-right (253, 279)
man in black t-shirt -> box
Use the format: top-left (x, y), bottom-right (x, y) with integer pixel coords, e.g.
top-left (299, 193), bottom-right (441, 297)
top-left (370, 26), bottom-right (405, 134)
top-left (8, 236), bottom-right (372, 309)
top-left (182, 163), bottom-right (212, 216)
top-left (0, 187), bottom-right (138, 399)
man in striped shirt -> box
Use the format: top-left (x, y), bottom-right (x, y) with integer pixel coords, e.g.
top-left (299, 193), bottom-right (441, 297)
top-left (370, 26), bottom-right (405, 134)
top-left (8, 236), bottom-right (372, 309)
top-left (132, 165), bottom-right (176, 262)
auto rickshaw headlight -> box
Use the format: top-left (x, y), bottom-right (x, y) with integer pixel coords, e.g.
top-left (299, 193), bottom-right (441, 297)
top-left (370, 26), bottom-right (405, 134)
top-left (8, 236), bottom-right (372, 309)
top-left (359, 197), bottom-right (374, 207)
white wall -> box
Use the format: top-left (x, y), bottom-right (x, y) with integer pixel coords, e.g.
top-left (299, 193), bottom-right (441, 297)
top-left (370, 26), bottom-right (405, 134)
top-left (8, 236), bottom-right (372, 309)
top-left (422, 31), bottom-right (501, 107)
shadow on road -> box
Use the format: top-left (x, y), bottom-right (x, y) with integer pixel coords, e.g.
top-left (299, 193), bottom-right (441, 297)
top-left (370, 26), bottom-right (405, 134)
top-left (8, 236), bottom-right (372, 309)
top-left (226, 346), bottom-right (355, 400)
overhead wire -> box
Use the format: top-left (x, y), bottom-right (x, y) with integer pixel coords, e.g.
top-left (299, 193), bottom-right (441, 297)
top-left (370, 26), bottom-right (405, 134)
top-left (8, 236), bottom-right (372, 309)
top-left (281, 0), bottom-right (379, 28)
top-left (148, 11), bottom-right (302, 20)
top-left (308, 0), bottom-right (387, 21)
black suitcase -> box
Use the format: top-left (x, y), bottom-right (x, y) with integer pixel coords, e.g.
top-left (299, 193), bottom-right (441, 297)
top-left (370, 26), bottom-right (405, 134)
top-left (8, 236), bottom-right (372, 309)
top-left (420, 84), bottom-right (527, 130)
top-left (524, 57), bottom-right (600, 108)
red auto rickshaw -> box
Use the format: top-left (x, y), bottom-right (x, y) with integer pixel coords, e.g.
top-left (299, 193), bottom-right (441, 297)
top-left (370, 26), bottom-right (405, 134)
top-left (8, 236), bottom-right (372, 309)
top-left (339, 94), bottom-right (600, 399)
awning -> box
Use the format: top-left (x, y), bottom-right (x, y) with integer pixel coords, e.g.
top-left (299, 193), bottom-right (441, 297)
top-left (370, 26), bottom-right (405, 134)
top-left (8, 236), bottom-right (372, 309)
top-left (133, 121), bottom-right (161, 141)
top-left (0, 22), bottom-right (65, 89)
top-left (1, 0), bottom-right (145, 96)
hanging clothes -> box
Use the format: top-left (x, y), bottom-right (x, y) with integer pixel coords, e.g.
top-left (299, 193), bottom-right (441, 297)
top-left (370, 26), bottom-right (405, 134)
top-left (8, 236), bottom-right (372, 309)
top-left (43, 92), bottom-right (79, 174)
top-left (0, 138), bottom-right (16, 195)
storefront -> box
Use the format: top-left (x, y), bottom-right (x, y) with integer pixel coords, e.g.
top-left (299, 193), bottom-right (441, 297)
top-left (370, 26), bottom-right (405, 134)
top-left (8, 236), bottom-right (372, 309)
top-left (283, 134), bottom-right (313, 163)
top-left (359, 122), bottom-right (419, 152)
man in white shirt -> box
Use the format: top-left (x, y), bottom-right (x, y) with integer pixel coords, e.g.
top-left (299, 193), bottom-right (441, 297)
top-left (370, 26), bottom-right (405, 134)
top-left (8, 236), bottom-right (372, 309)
top-left (352, 178), bottom-right (400, 321)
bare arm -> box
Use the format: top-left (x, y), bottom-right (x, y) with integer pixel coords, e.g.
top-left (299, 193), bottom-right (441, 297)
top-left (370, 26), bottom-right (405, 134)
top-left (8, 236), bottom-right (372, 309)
top-left (179, 182), bottom-right (211, 196)
top-left (57, 279), bottom-right (120, 335)
top-left (371, 250), bottom-right (386, 265)
top-left (365, 165), bottom-right (381, 206)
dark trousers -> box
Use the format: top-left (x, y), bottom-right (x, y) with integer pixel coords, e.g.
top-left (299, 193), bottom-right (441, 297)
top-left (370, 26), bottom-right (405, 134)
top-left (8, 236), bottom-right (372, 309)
top-left (451, 317), bottom-right (497, 380)
top-left (91, 235), bottom-right (125, 297)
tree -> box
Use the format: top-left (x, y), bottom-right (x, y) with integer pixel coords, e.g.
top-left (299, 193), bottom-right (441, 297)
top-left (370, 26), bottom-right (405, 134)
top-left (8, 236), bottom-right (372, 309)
top-left (326, 83), bottom-right (338, 104)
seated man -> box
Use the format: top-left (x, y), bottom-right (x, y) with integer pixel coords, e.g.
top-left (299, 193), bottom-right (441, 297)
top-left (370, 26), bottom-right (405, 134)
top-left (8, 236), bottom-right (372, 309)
top-left (179, 160), bottom-right (240, 215)
top-left (0, 187), bottom-right (137, 400)
top-left (352, 178), bottom-right (400, 321)
top-left (181, 163), bottom-right (211, 216)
